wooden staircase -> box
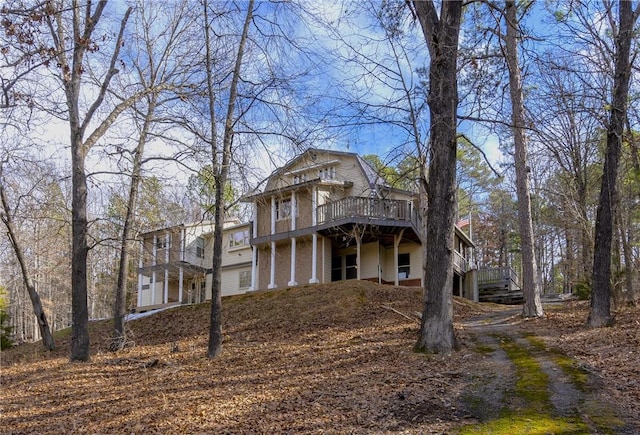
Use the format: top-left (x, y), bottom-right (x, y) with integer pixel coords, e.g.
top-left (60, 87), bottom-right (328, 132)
top-left (478, 266), bottom-right (523, 304)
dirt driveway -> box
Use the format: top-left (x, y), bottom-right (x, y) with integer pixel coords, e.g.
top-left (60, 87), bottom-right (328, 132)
top-left (458, 302), bottom-right (640, 434)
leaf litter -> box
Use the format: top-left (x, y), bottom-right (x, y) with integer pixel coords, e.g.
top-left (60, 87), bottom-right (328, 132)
top-left (1, 281), bottom-right (638, 434)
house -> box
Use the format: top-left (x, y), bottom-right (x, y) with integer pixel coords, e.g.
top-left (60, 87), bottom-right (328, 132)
top-left (135, 219), bottom-right (252, 311)
top-left (242, 148), bottom-right (477, 300)
top-left (135, 147), bottom-right (477, 312)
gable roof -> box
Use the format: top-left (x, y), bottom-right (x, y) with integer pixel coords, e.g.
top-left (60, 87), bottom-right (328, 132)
top-left (242, 148), bottom-right (391, 200)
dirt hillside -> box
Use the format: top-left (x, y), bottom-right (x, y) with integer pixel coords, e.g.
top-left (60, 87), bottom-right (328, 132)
top-left (1, 281), bottom-right (638, 434)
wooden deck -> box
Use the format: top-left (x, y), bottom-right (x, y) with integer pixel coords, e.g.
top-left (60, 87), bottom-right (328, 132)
top-left (477, 266), bottom-right (523, 304)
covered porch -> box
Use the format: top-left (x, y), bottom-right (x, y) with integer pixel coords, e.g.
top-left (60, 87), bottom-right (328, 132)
top-left (136, 261), bottom-right (209, 311)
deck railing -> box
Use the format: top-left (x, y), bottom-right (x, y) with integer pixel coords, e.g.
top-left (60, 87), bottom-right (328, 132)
top-left (453, 250), bottom-right (470, 274)
top-left (477, 266), bottom-right (520, 287)
top-left (316, 196), bottom-right (420, 230)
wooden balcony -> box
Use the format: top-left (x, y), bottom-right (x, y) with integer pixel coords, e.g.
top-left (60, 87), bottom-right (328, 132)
top-left (453, 250), bottom-right (470, 274)
top-left (317, 196), bottom-right (420, 231)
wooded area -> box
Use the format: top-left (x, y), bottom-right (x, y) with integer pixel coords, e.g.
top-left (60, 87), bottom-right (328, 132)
top-left (1, 0), bottom-right (639, 361)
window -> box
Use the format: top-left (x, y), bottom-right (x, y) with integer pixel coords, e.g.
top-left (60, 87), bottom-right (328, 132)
top-left (229, 229), bottom-right (250, 248)
top-left (239, 270), bottom-right (251, 289)
top-left (318, 166), bottom-right (335, 180)
top-left (195, 237), bottom-right (205, 258)
top-left (156, 235), bottom-right (170, 249)
top-left (276, 198), bottom-right (292, 220)
top-left (293, 173), bottom-right (307, 184)
top-left (398, 253), bottom-right (410, 279)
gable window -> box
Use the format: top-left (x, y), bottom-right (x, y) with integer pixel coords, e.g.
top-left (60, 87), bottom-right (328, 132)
top-left (293, 173), bottom-right (307, 184)
top-left (195, 237), bottom-right (205, 258)
top-left (318, 166), bottom-right (335, 180)
top-left (229, 229), bottom-right (250, 248)
top-left (398, 253), bottom-right (410, 279)
top-left (276, 198), bottom-right (292, 220)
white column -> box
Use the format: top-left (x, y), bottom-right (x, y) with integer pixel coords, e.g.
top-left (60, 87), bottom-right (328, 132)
top-left (309, 187), bottom-right (319, 284)
top-left (250, 201), bottom-right (258, 291)
top-left (268, 196), bottom-right (277, 289)
top-left (289, 237), bottom-right (297, 286)
top-left (152, 235), bottom-right (158, 305)
top-left (356, 233), bottom-right (361, 281)
top-left (394, 234), bottom-right (399, 286)
top-left (268, 241), bottom-right (277, 289)
top-left (178, 267), bottom-right (184, 304)
top-left (309, 234), bottom-right (319, 284)
top-left (250, 246), bottom-right (257, 291)
top-left (164, 232), bottom-right (169, 304)
top-left (137, 240), bottom-right (143, 307)
top-left (289, 192), bottom-right (297, 286)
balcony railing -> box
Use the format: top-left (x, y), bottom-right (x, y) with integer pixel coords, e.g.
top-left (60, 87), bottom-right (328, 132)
top-left (478, 266), bottom-right (521, 288)
top-left (316, 196), bottom-right (420, 230)
top-left (453, 250), bottom-right (470, 274)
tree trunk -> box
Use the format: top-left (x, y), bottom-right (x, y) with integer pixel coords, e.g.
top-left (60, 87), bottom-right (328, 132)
top-left (207, 0), bottom-right (254, 358)
top-left (504, 1), bottom-right (544, 318)
top-left (70, 136), bottom-right (91, 361)
top-left (589, 0), bottom-right (636, 327)
top-left (111, 97), bottom-right (156, 351)
top-left (412, 0), bottom-right (462, 355)
top-left (0, 175), bottom-right (55, 351)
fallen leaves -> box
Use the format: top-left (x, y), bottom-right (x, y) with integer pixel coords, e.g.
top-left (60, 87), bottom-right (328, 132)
top-left (1, 283), bottom-right (638, 434)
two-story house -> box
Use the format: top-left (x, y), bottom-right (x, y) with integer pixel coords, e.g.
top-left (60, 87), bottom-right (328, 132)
top-left (243, 148), bottom-right (477, 300)
top-left (135, 219), bottom-right (252, 311)
top-left (135, 148), bottom-right (477, 312)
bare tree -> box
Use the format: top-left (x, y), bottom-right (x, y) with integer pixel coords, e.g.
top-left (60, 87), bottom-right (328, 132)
top-left (410, 0), bottom-right (463, 354)
top-left (111, 0), bottom-right (198, 351)
top-left (589, 0), bottom-right (640, 327)
top-left (205, 0), bottom-right (254, 358)
top-left (503, 1), bottom-right (544, 317)
top-left (0, 161), bottom-right (55, 350)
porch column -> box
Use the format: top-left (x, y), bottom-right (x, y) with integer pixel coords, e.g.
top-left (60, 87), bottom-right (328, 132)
top-left (268, 241), bottom-right (277, 289)
top-left (250, 246), bottom-right (257, 290)
top-left (164, 232), bottom-right (169, 304)
top-left (289, 192), bottom-right (297, 286)
top-left (394, 234), bottom-right (399, 286)
top-left (250, 201), bottom-right (258, 291)
top-left (310, 235), bottom-right (319, 284)
top-left (137, 240), bottom-right (143, 307)
top-left (289, 237), bottom-right (297, 286)
top-left (151, 234), bottom-right (157, 305)
top-left (269, 196), bottom-right (277, 289)
top-left (310, 187), bottom-right (319, 284)
top-left (178, 267), bottom-right (183, 304)
top-left (356, 233), bottom-right (361, 281)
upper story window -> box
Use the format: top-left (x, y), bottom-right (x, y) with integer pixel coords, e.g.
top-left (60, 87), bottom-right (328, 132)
top-left (293, 173), bottom-right (307, 184)
top-left (276, 198), bottom-right (292, 220)
top-left (195, 236), bottom-right (205, 258)
top-left (155, 235), bottom-right (170, 249)
top-left (318, 166), bottom-right (335, 180)
top-left (229, 229), bottom-right (250, 249)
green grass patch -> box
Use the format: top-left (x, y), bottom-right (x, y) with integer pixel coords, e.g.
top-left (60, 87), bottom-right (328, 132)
top-left (473, 343), bottom-right (495, 354)
top-left (460, 335), bottom-right (592, 434)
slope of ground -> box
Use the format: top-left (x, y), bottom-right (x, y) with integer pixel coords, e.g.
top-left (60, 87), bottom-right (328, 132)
top-left (1, 282), bottom-right (638, 434)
